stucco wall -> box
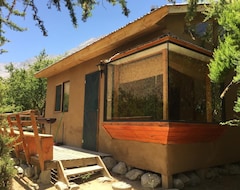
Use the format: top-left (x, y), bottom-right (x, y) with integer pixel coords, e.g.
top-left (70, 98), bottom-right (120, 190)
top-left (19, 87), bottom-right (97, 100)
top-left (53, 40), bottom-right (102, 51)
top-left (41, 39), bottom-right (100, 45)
top-left (45, 58), bottom-right (102, 147)
top-left (99, 126), bottom-right (240, 176)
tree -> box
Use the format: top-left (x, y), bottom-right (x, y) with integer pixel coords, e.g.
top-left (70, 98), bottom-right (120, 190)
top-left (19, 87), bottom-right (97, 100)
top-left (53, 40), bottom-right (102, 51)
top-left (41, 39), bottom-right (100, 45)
top-left (0, 0), bottom-right (130, 54)
top-left (179, 0), bottom-right (240, 124)
top-left (207, 0), bottom-right (240, 125)
top-left (1, 50), bottom-right (57, 114)
top-left (0, 133), bottom-right (16, 189)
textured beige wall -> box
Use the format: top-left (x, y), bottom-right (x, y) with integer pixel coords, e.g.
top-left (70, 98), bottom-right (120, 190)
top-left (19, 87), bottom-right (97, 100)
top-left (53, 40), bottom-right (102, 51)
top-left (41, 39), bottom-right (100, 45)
top-left (99, 126), bottom-right (240, 176)
top-left (166, 127), bottom-right (240, 175)
top-left (44, 59), bottom-right (101, 147)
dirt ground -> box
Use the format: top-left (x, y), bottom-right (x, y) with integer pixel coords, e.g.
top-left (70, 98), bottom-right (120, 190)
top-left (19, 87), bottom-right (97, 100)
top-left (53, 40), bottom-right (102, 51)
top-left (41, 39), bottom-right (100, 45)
top-left (11, 172), bottom-right (240, 190)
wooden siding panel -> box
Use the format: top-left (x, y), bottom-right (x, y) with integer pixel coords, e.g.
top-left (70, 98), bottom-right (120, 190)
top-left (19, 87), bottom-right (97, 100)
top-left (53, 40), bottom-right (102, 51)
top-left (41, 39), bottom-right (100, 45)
top-left (103, 124), bottom-right (169, 144)
top-left (103, 122), bottom-right (225, 144)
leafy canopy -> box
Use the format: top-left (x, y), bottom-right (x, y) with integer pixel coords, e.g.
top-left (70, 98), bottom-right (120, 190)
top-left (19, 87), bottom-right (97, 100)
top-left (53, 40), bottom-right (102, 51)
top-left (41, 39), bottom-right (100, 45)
top-left (0, 0), bottom-right (130, 54)
top-left (206, 0), bottom-right (240, 124)
top-left (0, 50), bottom-right (57, 114)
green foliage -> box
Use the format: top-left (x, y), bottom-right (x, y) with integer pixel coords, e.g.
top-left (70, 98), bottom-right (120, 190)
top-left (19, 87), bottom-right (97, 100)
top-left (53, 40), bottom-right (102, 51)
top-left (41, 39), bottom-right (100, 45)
top-left (0, 0), bottom-right (130, 53)
top-left (0, 134), bottom-right (16, 189)
top-left (207, 1), bottom-right (240, 123)
top-left (0, 50), bottom-right (57, 115)
top-left (208, 1), bottom-right (240, 82)
top-left (208, 36), bottom-right (239, 82)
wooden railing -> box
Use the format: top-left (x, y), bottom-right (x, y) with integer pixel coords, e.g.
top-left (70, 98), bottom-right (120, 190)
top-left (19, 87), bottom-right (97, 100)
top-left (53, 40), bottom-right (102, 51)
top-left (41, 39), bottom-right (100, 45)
top-left (5, 110), bottom-right (53, 171)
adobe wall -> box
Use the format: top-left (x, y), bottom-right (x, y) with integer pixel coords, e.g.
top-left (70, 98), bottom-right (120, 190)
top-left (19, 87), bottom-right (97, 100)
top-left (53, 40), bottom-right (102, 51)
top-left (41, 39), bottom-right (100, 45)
top-left (99, 125), bottom-right (240, 176)
top-left (98, 126), bottom-right (169, 174)
top-left (44, 57), bottom-right (104, 147)
top-left (166, 126), bottom-right (240, 175)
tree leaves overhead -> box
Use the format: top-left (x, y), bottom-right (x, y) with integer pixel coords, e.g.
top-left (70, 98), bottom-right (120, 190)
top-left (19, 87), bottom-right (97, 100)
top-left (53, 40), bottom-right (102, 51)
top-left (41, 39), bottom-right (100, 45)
top-left (0, 0), bottom-right (130, 53)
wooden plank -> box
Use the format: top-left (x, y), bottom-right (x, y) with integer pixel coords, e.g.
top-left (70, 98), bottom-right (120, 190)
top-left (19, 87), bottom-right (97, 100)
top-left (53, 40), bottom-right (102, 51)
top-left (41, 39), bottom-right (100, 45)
top-left (30, 110), bottom-right (45, 171)
top-left (57, 161), bottom-right (70, 187)
top-left (104, 124), bottom-right (169, 144)
top-left (162, 48), bottom-right (169, 120)
top-left (64, 165), bottom-right (103, 177)
top-left (61, 157), bottom-right (98, 168)
top-left (103, 122), bottom-right (225, 144)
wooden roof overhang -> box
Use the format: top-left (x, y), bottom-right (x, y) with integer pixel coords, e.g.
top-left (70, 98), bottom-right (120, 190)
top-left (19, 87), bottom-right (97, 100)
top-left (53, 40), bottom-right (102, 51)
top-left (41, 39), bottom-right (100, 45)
top-left (35, 4), bottom-right (206, 78)
top-left (110, 35), bottom-right (212, 64)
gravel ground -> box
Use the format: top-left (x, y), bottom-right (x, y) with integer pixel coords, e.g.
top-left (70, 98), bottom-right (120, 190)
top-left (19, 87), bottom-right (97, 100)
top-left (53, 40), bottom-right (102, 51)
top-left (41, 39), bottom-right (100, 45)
top-left (11, 172), bottom-right (240, 190)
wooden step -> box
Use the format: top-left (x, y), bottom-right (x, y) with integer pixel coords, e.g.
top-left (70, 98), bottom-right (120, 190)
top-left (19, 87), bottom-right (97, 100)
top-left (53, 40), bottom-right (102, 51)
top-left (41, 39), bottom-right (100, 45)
top-left (64, 165), bottom-right (103, 177)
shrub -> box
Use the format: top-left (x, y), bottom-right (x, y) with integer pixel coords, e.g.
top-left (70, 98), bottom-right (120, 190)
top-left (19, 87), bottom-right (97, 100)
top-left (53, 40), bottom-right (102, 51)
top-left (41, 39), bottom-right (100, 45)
top-left (0, 134), bottom-right (16, 189)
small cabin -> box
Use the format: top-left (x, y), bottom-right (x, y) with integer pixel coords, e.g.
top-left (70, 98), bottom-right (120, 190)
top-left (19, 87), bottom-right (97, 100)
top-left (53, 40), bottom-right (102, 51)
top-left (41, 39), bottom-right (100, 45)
top-left (35, 4), bottom-right (240, 188)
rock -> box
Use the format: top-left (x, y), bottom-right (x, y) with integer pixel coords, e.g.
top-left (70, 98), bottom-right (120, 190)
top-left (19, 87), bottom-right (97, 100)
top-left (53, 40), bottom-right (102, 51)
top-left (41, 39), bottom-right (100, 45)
top-left (225, 164), bottom-right (240, 175)
top-left (24, 166), bottom-right (35, 178)
top-left (173, 178), bottom-right (184, 189)
top-left (54, 181), bottom-right (68, 190)
top-left (33, 166), bottom-right (40, 180)
top-left (216, 166), bottom-right (228, 175)
top-left (125, 169), bottom-right (144, 181)
top-left (176, 173), bottom-right (190, 185)
top-left (102, 157), bottom-right (117, 170)
top-left (39, 170), bottom-right (51, 184)
top-left (141, 172), bottom-right (161, 188)
top-left (20, 163), bottom-right (28, 171)
top-left (112, 181), bottom-right (132, 190)
top-left (15, 166), bottom-right (24, 177)
top-left (69, 182), bottom-right (80, 190)
top-left (98, 176), bottom-right (113, 183)
top-left (112, 162), bottom-right (128, 175)
top-left (205, 168), bottom-right (219, 180)
top-left (187, 172), bottom-right (201, 186)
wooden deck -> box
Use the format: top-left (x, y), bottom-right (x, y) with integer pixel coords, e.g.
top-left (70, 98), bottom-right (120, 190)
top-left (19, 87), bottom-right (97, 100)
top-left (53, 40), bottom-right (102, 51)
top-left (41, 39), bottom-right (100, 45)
top-left (53, 145), bottom-right (110, 161)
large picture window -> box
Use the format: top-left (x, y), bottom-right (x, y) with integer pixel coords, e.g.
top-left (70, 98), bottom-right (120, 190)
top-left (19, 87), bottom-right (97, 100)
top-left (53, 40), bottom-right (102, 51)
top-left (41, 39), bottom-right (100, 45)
top-left (105, 39), bottom-right (221, 123)
top-left (168, 51), bottom-right (207, 122)
top-left (54, 81), bottom-right (70, 112)
top-left (106, 53), bottom-right (163, 121)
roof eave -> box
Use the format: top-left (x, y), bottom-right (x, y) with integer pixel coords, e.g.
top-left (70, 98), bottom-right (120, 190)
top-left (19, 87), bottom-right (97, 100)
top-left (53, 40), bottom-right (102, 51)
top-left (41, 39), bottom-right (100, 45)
top-left (35, 4), bottom-right (206, 78)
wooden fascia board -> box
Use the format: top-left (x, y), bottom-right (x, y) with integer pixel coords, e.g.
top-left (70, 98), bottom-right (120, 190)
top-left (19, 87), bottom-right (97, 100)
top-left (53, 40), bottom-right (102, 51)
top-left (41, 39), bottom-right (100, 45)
top-left (111, 36), bottom-right (212, 62)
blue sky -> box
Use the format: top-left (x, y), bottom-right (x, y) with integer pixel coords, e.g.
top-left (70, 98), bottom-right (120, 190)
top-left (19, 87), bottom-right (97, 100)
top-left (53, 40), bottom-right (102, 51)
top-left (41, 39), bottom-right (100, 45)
top-left (0, 0), bottom-right (180, 65)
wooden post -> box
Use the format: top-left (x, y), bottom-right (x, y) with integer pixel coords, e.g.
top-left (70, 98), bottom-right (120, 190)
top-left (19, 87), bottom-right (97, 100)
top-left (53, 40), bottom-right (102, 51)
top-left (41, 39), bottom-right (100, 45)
top-left (162, 48), bottom-right (169, 120)
top-left (29, 110), bottom-right (45, 171)
top-left (161, 174), bottom-right (173, 189)
top-left (15, 114), bottom-right (31, 164)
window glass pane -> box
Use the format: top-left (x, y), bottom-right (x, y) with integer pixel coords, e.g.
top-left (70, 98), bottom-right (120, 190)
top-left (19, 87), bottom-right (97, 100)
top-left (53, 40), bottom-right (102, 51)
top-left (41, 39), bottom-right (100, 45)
top-left (106, 54), bottom-right (163, 121)
top-left (55, 85), bottom-right (62, 111)
top-left (63, 81), bottom-right (70, 112)
top-left (168, 51), bottom-right (207, 122)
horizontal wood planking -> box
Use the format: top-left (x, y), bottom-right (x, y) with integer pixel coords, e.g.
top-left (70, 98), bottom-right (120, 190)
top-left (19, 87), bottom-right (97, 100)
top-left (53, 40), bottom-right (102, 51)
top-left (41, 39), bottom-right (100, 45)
top-left (103, 122), bottom-right (225, 144)
top-left (64, 165), bottom-right (103, 177)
